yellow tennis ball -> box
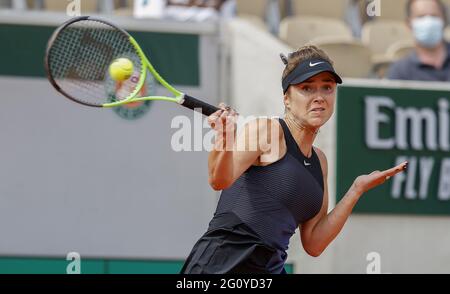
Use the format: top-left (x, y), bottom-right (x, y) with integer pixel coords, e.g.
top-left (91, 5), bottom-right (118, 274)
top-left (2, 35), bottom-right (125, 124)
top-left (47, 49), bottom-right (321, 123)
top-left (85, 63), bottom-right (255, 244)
top-left (109, 58), bottom-right (134, 81)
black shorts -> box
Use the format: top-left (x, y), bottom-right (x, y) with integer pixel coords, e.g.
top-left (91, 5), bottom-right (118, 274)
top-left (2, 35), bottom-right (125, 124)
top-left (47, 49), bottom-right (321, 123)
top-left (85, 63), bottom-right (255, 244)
top-left (180, 212), bottom-right (287, 274)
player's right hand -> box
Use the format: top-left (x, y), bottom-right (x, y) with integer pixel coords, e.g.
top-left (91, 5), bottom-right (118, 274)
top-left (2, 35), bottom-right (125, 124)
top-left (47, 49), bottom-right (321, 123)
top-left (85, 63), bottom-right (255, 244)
top-left (207, 102), bottom-right (238, 150)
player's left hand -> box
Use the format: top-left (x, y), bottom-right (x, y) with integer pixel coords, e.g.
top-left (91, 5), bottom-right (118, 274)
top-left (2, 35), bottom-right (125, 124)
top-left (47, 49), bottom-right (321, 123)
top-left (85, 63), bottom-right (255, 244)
top-left (351, 161), bottom-right (408, 196)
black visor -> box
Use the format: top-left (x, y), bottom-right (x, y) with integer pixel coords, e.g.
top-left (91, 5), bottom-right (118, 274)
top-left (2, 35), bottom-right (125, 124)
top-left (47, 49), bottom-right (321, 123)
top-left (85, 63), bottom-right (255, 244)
top-left (282, 59), bottom-right (342, 94)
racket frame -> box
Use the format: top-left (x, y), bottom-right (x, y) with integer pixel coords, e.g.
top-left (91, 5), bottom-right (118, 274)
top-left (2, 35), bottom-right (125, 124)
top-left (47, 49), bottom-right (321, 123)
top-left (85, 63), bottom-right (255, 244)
top-left (45, 16), bottom-right (186, 108)
top-left (45, 16), bottom-right (219, 116)
top-left (102, 35), bottom-right (184, 108)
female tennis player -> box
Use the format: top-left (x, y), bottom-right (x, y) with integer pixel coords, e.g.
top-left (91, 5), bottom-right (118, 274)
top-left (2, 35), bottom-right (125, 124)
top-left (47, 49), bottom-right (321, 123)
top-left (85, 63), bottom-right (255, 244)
top-left (181, 45), bottom-right (408, 274)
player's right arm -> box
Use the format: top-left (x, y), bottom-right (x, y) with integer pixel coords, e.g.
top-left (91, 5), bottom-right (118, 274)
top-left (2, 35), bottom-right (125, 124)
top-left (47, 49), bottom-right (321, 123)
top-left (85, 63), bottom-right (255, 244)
top-left (207, 105), bottom-right (283, 191)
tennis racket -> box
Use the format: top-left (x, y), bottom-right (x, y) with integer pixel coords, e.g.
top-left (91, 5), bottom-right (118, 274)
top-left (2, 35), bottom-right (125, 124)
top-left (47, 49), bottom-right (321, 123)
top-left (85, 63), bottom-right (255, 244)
top-left (44, 16), bottom-right (219, 116)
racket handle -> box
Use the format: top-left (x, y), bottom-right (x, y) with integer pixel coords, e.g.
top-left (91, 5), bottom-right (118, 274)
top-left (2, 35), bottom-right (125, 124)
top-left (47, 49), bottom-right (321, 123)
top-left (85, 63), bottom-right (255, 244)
top-left (181, 94), bottom-right (220, 116)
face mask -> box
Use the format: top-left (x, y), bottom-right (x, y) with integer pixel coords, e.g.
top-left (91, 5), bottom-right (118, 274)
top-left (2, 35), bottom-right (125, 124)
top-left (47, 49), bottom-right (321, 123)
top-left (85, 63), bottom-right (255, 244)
top-left (412, 16), bottom-right (444, 48)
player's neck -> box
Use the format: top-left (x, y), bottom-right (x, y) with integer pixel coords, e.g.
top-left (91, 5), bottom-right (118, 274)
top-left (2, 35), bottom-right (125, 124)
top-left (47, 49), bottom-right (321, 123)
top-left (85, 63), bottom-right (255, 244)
top-left (284, 115), bottom-right (317, 158)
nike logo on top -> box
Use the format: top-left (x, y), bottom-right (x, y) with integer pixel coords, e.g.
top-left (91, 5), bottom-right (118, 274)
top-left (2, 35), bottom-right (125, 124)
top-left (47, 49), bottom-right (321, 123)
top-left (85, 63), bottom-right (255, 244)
top-left (309, 61), bottom-right (325, 67)
top-left (304, 160), bottom-right (311, 166)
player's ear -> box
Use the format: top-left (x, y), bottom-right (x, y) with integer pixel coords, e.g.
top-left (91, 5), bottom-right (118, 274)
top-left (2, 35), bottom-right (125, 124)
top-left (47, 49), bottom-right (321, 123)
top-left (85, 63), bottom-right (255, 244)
top-left (284, 92), bottom-right (291, 111)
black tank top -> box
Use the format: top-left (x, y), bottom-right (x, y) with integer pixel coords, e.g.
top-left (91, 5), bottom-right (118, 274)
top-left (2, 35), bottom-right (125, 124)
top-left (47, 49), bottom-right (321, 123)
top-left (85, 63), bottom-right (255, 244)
top-left (213, 118), bottom-right (324, 252)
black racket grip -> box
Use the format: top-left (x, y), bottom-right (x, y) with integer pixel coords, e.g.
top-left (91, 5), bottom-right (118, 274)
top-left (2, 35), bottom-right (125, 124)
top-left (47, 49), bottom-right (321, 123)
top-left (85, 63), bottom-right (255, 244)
top-left (181, 94), bottom-right (220, 116)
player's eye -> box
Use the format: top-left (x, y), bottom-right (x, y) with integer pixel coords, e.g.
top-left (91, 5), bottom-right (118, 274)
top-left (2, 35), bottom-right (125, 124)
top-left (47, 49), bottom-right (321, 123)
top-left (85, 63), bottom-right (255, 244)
top-left (322, 85), bottom-right (334, 93)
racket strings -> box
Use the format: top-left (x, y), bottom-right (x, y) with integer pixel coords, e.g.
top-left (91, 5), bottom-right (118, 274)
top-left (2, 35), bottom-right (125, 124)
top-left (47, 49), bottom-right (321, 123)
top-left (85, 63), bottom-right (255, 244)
top-left (48, 20), bottom-right (143, 106)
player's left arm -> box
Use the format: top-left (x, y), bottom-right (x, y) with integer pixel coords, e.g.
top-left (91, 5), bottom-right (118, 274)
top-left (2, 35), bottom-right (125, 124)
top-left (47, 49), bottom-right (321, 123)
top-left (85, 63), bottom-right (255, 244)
top-left (299, 147), bottom-right (332, 257)
top-left (299, 148), bottom-right (407, 257)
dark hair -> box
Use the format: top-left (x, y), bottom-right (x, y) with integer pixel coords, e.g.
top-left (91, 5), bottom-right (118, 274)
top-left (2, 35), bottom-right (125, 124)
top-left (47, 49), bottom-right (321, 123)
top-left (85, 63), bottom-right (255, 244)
top-left (281, 45), bottom-right (334, 80)
top-left (406, 0), bottom-right (448, 24)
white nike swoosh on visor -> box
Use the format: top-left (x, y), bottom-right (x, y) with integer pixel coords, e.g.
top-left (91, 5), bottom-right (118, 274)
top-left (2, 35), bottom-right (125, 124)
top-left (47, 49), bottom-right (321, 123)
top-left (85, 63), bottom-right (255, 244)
top-left (309, 61), bottom-right (325, 67)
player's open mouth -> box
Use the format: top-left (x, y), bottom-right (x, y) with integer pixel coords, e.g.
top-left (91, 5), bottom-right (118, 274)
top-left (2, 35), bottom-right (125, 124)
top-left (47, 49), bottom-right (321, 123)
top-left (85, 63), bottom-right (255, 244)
top-left (310, 107), bottom-right (325, 112)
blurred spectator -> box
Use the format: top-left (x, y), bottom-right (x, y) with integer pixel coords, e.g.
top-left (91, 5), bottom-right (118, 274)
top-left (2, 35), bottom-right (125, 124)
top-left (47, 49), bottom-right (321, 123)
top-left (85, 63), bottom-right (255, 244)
top-left (168, 0), bottom-right (226, 10)
top-left (346, 0), bottom-right (364, 38)
top-left (387, 0), bottom-right (450, 81)
top-left (166, 0), bottom-right (234, 21)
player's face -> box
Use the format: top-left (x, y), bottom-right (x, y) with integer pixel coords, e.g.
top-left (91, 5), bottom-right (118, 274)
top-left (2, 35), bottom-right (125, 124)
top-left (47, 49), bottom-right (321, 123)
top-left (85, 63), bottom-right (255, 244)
top-left (284, 72), bottom-right (336, 129)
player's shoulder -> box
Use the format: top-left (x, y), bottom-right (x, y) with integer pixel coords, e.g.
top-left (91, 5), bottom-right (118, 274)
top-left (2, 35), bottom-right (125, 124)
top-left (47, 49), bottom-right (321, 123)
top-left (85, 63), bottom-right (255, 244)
top-left (313, 146), bottom-right (326, 159)
top-left (243, 116), bottom-right (280, 127)
top-left (243, 117), bottom-right (284, 140)
top-left (240, 117), bottom-right (285, 157)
